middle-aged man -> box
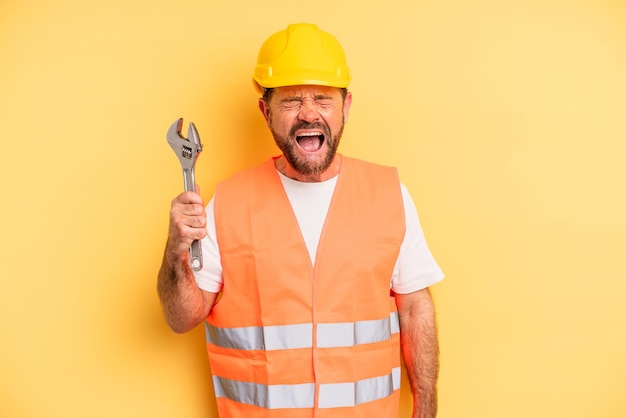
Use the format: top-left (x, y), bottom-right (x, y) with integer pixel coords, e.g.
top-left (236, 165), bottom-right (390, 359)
top-left (158, 22), bottom-right (444, 418)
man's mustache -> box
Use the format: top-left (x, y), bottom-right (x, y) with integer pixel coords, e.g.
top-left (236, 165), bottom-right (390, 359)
top-left (289, 121), bottom-right (331, 139)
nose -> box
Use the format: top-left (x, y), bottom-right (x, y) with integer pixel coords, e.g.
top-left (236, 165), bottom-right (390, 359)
top-left (298, 98), bottom-right (320, 122)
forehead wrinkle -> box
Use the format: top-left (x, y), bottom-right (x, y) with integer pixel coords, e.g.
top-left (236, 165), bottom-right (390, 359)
top-left (275, 85), bottom-right (341, 101)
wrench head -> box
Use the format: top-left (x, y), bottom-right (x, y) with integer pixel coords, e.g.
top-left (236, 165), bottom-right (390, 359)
top-left (166, 118), bottom-right (202, 167)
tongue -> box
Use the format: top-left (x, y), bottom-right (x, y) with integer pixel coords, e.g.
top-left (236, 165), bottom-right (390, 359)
top-left (297, 136), bottom-right (322, 152)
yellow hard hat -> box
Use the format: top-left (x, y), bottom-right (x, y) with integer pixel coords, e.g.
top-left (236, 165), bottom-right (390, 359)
top-left (253, 23), bottom-right (351, 93)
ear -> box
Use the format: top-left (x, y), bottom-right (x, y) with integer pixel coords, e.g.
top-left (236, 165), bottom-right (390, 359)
top-left (258, 98), bottom-right (271, 127)
top-left (342, 91), bottom-right (353, 123)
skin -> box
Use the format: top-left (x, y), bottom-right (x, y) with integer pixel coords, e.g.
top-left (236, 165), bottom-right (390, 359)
top-left (397, 289), bottom-right (439, 418)
top-left (157, 84), bottom-right (439, 417)
top-left (258, 85), bottom-right (352, 182)
top-left (157, 185), bottom-right (216, 334)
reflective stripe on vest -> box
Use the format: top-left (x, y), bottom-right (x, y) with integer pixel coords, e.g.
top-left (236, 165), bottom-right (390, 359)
top-left (213, 367), bottom-right (401, 409)
top-left (206, 312), bottom-right (399, 350)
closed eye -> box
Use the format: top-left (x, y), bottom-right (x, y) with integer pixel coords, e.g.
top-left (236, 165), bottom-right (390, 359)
top-left (281, 100), bottom-right (302, 110)
top-left (279, 96), bottom-right (338, 111)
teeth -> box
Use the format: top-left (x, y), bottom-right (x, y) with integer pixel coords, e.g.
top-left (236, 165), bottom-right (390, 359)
top-left (297, 132), bottom-right (322, 137)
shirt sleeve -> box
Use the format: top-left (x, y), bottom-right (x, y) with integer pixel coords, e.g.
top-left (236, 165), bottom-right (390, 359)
top-left (193, 196), bottom-right (224, 293)
top-left (390, 184), bottom-right (444, 294)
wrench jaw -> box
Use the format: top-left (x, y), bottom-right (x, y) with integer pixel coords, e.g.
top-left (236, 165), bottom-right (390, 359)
top-left (166, 118), bottom-right (185, 149)
top-left (187, 122), bottom-right (202, 151)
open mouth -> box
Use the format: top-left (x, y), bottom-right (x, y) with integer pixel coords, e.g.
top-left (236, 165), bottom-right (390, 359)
top-left (295, 131), bottom-right (325, 152)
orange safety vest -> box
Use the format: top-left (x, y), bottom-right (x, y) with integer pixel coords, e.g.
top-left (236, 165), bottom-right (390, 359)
top-left (207, 156), bottom-right (406, 418)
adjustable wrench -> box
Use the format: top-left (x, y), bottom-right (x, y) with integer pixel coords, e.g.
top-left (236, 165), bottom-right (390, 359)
top-left (166, 118), bottom-right (203, 271)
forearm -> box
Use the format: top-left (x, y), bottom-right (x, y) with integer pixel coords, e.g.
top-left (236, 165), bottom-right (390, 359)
top-left (157, 247), bottom-right (210, 333)
top-left (397, 289), bottom-right (439, 418)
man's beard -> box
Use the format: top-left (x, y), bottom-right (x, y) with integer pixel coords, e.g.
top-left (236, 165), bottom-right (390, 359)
top-left (270, 120), bottom-right (344, 177)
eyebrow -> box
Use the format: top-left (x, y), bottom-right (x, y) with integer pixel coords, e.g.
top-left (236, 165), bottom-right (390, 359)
top-left (281, 94), bottom-right (335, 102)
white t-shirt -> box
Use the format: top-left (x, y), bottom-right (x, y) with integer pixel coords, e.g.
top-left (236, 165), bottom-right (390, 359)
top-left (194, 171), bottom-right (444, 294)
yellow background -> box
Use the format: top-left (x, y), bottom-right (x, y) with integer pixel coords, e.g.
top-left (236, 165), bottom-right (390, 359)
top-left (1, 0), bottom-right (625, 417)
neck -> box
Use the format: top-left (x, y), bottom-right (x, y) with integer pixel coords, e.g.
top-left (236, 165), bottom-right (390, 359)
top-left (274, 155), bottom-right (342, 182)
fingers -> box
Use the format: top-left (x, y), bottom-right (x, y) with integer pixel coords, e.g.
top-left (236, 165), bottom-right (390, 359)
top-left (167, 191), bottom-right (207, 256)
top-left (174, 189), bottom-right (204, 206)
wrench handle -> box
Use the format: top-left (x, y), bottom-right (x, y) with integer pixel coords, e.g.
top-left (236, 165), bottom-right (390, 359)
top-left (183, 168), bottom-right (203, 272)
top-left (183, 168), bottom-right (195, 193)
top-left (189, 240), bottom-right (203, 272)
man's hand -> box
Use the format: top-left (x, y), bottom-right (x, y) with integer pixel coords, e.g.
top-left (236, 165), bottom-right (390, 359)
top-left (165, 189), bottom-right (207, 261)
top-left (157, 189), bottom-right (216, 334)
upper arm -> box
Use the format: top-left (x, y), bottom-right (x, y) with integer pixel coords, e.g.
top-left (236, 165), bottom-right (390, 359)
top-left (395, 287), bottom-right (435, 322)
top-left (391, 185), bottom-right (444, 294)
